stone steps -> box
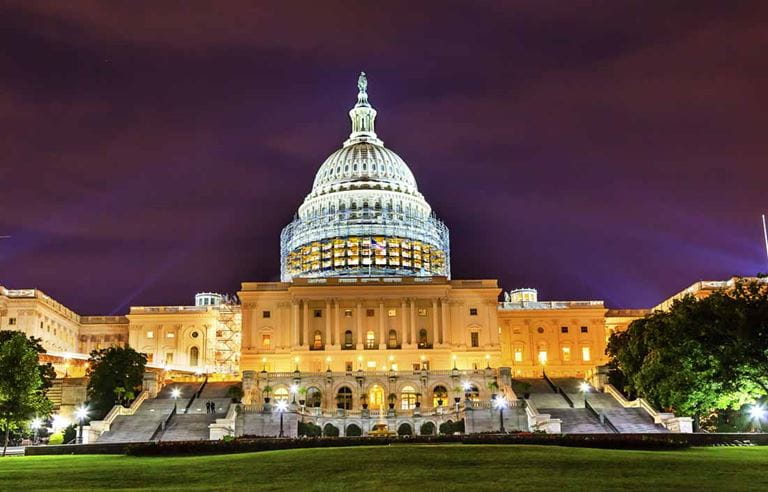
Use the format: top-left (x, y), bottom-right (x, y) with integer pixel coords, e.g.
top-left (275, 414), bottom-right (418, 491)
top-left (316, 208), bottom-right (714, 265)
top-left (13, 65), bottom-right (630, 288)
top-left (604, 408), bottom-right (669, 433)
top-left (160, 414), bottom-right (217, 441)
top-left (541, 408), bottom-right (615, 433)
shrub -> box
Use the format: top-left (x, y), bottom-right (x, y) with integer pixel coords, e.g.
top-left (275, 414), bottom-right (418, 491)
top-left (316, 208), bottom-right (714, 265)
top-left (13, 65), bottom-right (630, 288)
top-left (420, 422), bottom-right (436, 436)
top-left (226, 385), bottom-right (244, 403)
top-left (345, 424), bottom-right (362, 437)
top-left (323, 423), bottom-right (339, 437)
top-left (397, 423), bottom-right (413, 436)
top-left (298, 421), bottom-right (322, 437)
top-left (48, 432), bottom-right (64, 445)
top-left (63, 424), bottom-right (77, 444)
top-left (439, 419), bottom-right (465, 435)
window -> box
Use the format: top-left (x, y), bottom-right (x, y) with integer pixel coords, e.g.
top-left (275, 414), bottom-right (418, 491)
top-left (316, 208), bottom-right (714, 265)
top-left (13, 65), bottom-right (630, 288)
top-left (537, 327), bottom-right (544, 334)
top-left (514, 348), bottom-right (523, 362)
top-left (306, 387), bottom-right (322, 408)
top-left (344, 309), bottom-right (353, 317)
top-left (538, 350), bottom-right (548, 364)
top-left (336, 387), bottom-right (353, 410)
top-left (582, 347), bottom-right (591, 361)
top-left (366, 309), bottom-right (375, 317)
top-left (366, 331), bottom-right (375, 349)
top-left (401, 386), bottom-right (417, 410)
top-left (470, 332), bottom-right (479, 347)
top-left (469, 308), bottom-right (478, 316)
top-left (465, 384), bottom-right (480, 401)
top-left (388, 309), bottom-right (396, 317)
top-left (8, 318), bottom-right (16, 326)
top-left (343, 330), bottom-right (353, 347)
top-left (313, 330), bottom-right (323, 349)
top-left (166, 332), bottom-right (175, 338)
top-left (433, 385), bottom-right (448, 407)
top-left (562, 346), bottom-right (571, 361)
top-left (388, 329), bottom-right (399, 348)
top-left (345, 361), bottom-right (354, 372)
top-left (146, 331), bottom-right (154, 339)
top-left (189, 346), bottom-right (199, 366)
top-left (191, 331), bottom-right (199, 339)
top-left (314, 309), bottom-right (322, 318)
top-left (581, 326), bottom-right (589, 333)
top-left (262, 334), bottom-right (271, 348)
top-left (561, 326), bottom-right (569, 334)
top-left (165, 353), bottom-right (173, 364)
top-left (273, 387), bottom-right (289, 403)
top-left (418, 329), bottom-right (428, 345)
top-left (262, 311), bottom-right (271, 318)
top-left (417, 308), bottom-right (427, 316)
top-left (366, 360), bottom-right (376, 369)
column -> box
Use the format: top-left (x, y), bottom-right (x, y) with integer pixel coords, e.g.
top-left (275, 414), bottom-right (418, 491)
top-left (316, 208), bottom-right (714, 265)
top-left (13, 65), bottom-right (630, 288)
top-left (334, 300), bottom-right (341, 348)
top-left (400, 299), bottom-right (408, 346)
top-left (431, 298), bottom-right (439, 347)
top-left (487, 300), bottom-right (499, 346)
top-left (302, 300), bottom-right (309, 349)
top-left (356, 301), bottom-right (363, 349)
top-left (440, 298), bottom-right (449, 346)
top-left (409, 299), bottom-right (417, 347)
top-left (292, 301), bottom-right (300, 348)
top-left (378, 300), bottom-right (386, 349)
top-left (325, 299), bottom-right (332, 348)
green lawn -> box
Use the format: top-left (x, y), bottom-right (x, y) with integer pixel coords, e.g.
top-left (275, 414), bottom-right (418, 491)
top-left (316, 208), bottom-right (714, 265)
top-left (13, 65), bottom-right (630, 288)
top-left (1, 445), bottom-right (767, 491)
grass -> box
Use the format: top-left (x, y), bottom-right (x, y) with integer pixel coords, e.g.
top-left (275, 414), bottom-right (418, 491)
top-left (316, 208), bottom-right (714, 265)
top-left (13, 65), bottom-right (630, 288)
top-left (2, 444), bottom-right (767, 491)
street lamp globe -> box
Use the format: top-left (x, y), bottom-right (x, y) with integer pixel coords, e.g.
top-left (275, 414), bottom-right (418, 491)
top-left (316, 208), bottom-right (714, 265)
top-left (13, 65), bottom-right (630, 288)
top-left (749, 405), bottom-right (766, 420)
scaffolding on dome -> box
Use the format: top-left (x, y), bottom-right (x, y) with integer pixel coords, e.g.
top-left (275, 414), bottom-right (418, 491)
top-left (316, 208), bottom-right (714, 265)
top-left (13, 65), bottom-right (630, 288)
top-left (213, 296), bottom-right (241, 374)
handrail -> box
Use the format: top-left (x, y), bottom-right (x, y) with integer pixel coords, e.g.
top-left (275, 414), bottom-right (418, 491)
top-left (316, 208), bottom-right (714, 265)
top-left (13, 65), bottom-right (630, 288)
top-left (183, 377), bottom-right (207, 414)
top-left (89, 391), bottom-right (148, 436)
top-left (151, 406), bottom-right (177, 441)
top-left (585, 399), bottom-right (618, 433)
top-left (542, 371), bottom-right (558, 393)
top-left (557, 387), bottom-right (575, 408)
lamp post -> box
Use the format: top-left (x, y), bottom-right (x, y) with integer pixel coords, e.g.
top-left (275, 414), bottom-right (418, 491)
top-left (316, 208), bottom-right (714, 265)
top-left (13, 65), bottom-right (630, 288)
top-left (171, 387), bottom-right (181, 413)
top-left (749, 405), bottom-right (765, 432)
top-left (30, 418), bottom-right (42, 445)
top-left (494, 396), bottom-right (508, 433)
top-left (579, 382), bottom-right (590, 407)
top-left (276, 400), bottom-right (288, 437)
top-left (75, 406), bottom-right (88, 444)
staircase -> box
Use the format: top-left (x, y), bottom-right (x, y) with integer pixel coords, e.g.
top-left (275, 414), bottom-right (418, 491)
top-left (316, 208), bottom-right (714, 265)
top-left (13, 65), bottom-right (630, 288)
top-left (47, 380), bottom-right (63, 411)
top-left (543, 408), bottom-right (615, 433)
top-left (97, 383), bottom-right (200, 443)
top-left (156, 381), bottom-right (238, 441)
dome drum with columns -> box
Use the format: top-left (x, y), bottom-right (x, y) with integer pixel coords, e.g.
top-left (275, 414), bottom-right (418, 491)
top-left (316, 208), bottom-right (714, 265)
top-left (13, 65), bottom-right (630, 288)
top-left (280, 73), bottom-right (450, 281)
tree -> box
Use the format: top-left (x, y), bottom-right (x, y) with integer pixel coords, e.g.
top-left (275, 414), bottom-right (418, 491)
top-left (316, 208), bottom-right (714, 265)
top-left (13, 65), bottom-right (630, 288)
top-left (0, 331), bottom-right (54, 455)
top-left (87, 346), bottom-right (147, 419)
top-left (607, 278), bottom-right (768, 426)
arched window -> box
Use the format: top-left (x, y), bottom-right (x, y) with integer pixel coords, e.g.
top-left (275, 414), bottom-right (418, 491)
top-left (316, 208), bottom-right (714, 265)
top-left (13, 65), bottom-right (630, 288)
top-left (388, 329), bottom-right (398, 348)
top-left (313, 330), bottom-right (323, 349)
top-left (400, 386), bottom-right (417, 410)
top-left (418, 328), bottom-right (428, 347)
top-left (336, 386), bottom-right (353, 410)
top-left (366, 330), bottom-right (376, 349)
top-left (306, 387), bottom-right (322, 408)
top-left (273, 387), bottom-right (289, 403)
top-left (189, 346), bottom-right (199, 366)
top-left (432, 385), bottom-right (448, 407)
top-left (344, 330), bottom-right (353, 348)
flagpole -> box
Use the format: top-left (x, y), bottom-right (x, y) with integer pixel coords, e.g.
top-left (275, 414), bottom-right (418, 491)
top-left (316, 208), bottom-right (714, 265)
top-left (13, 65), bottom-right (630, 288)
top-left (762, 214), bottom-right (768, 268)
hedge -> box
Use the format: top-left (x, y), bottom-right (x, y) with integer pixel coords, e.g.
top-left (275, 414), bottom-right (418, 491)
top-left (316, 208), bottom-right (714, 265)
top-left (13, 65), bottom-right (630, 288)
top-left (126, 433), bottom-right (692, 457)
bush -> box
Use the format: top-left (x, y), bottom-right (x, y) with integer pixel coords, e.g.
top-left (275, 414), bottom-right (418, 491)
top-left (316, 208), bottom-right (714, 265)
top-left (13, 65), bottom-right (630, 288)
top-left (439, 419), bottom-right (465, 435)
top-left (345, 424), bottom-right (362, 437)
top-left (397, 423), bottom-right (413, 436)
top-left (298, 421), bottom-right (322, 437)
top-left (323, 423), bottom-right (339, 437)
top-left (420, 422), bottom-right (435, 436)
top-left (48, 432), bottom-right (64, 445)
top-left (226, 385), bottom-right (244, 403)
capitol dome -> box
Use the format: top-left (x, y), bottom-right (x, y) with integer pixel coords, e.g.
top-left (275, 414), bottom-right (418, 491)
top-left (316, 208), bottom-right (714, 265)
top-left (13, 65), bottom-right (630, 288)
top-left (280, 73), bottom-right (450, 281)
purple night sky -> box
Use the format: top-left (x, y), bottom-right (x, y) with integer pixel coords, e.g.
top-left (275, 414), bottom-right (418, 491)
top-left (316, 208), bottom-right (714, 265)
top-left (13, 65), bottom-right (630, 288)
top-left (1, 1), bottom-right (767, 315)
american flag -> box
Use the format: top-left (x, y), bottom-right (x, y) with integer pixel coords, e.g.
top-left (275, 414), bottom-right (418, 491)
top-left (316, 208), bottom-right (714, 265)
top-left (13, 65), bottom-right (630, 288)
top-left (371, 238), bottom-right (385, 251)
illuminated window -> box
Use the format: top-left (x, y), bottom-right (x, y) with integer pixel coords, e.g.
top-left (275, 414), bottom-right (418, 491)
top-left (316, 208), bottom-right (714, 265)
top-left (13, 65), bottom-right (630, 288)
top-left (388, 309), bottom-right (396, 317)
top-left (262, 311), bottom-right (271, 318)
top-left (470, 332), bottom-right (479, 347)
top-left (262, 334), bottom-right (271, 348)
top-left (165, 353), bottom-right (173, 364)
top-left (273, 387), bottom-right (289, 403)
top-left (313, 330), bottom-right (323, 349)
top-left (469, 308), bottom-right (478, 316)
top-left (514, 348), bottom-right (523, 362)
top-left (538, 350), bottom-right (548, 364)
top-left (388, 329), bottom-right (399, 348)
top-left (401, 386), bottom-right (417, 409)
top-left (146, 331), bottom-right (154, 339)
top-left (166, 332), bottom-right (175, 338)
top-left (582, 347), bottom-right (591, 361)
top-left (433, 385), bottom-right (448, 407)
top-left (561, 326), bottom-right (569, 334)
top-left (343, 330), bottom-right (353, 347)
top-left (366, 360), bottom-right (376, 369)
top-left (344, 309), bottom-right (353, 317)
top-left (189, 346), bottom-right (199, 366)
top-left (146, 353), bottom-right (154, 363)
top-left (366, 331), bottom-right (375, 348)
top-left (581, 326), bottom-right (589, 333)
top-left (417, 308), bottom-right (427, 316)
top-left (562, 346), bottom-right (571, 361)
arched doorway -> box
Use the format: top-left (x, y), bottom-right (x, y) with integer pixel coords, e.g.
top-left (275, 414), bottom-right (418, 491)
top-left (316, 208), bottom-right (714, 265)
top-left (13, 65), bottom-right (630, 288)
top-left (189, 346), bottom-right (199, 366)
top-left (432, 385), bottom-right (448, 407)
top-left (336, 386), bottom-right (353, 410)
top-left (400, 386), bottom-right (417, 410)
top-left (368, 384), bottom-right (385, 410)
top-left (306, 387), bottom-right (322, 408)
